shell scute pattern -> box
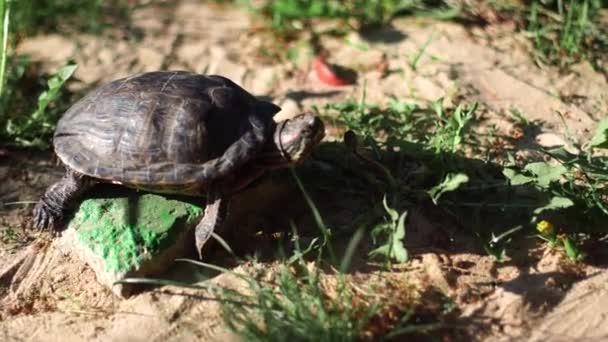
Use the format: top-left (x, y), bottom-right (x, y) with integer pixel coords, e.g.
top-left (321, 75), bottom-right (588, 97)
top-left (53, 71), bottom-right (265, 191)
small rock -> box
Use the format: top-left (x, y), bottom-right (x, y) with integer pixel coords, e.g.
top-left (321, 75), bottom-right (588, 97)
top-left (56, 193), bottom-right (202, 297)
top-left (535, 132), bottom-right (580, 154)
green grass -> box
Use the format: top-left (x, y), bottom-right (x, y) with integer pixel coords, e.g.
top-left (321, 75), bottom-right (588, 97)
top-left (243, 0), bottom-right (420, 30)
top-left (323, 93), bottom-right (478, 166)
top-left (3, 63), bottom-right (77, 147)
top-left (222, 0), bottom-right (607, 71)
top-left (121, 232), bottom-right (440, 341)
top-left (230, 0), bottom-right (461, 34)
top-left (0, 0), bottom-right (127, 149)
top-left (119, 222), bottom-right (439, 341)
top-left (0, 0), bottom-right (10, 102)
top-left (150, 254), bottom-right (439, 341)
top-left (527, 0), bottom-right (608, 69)
top-left (11, 0), bottom-right (129, 35)
top-left (220, 264), bottom-right (377, 342)
top-left (308, 85), bottom-right (608, 262)
top-left (305, 94), bottom-right (486, 265)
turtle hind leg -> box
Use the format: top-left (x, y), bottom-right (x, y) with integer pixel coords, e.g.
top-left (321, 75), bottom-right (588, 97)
top-left (32, 168), bottom-right (94, 231)
top-left (195, 190), bottom-right (228, 259)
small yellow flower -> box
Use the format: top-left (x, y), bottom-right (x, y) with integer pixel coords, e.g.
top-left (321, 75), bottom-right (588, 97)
top-left (536, 220), bottom-right (555, 235)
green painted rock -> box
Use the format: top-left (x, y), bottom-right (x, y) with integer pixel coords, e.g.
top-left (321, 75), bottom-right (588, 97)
top-left (56, 193), bottom-right (202, 297)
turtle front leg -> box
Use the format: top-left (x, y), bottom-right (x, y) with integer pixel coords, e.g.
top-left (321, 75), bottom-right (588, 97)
top-left (195, 113), bottom-right (269, 183)
top-left (32, 169), bottom-right (94, 231)
top-left (195, 189), bottom-right (228, 259)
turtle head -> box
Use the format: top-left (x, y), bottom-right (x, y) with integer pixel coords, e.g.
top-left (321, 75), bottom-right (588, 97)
top-left (258, 113), bottom-right (325, 168)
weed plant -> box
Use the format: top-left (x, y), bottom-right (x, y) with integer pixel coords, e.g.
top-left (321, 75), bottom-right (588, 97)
top-left (323, 90), bottom-right (608, 261)
top-left (0, 0), bottom-right (126, 148)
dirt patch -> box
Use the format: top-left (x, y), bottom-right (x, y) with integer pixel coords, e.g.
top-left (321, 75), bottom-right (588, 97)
top-left (2, 1), bottom-right (608, 341)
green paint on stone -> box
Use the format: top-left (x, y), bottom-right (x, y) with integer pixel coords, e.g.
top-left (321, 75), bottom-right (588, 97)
top-left (72, 194), bottom-right (202, 273)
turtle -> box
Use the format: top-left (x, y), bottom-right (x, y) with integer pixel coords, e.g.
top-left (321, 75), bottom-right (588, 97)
top-left (32, 70), bottom-right (325, 258)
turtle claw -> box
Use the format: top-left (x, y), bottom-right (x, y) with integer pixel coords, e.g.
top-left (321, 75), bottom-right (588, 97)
top-left (32, 202), bottom-right (48, 230)
top-left (31, 200), bottom-right (61, 232)
top-left (195, 192), bottom-right (226, 260)
top-left (32, 205), bottom-right (45, 230)
top-left (195, 226), bottom-right (213, 260)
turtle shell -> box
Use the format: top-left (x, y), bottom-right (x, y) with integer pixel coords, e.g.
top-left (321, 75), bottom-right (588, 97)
top-left (54, 71), bottom-right (280, 193)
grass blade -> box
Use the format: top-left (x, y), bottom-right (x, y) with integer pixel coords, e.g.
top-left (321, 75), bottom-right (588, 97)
top-left (0, 0), bottom-right (11, 98)
top-left (290, 167), bottom-right (336, 264)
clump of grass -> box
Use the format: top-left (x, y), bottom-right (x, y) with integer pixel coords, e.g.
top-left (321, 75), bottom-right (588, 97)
top-left (235, 0), bottom-right (607, 71)
top-left (236, 0), bottom-right (460, 34)
top-left (166, 213), bottom-right (442, 342)
top-left (250, 0), bottom-right (404, 30)
top-left (324, 91), bottom-right (478, 163)
top-left (526, 0), bottom-right (607, 68)
top-left (153, 255), bottom-right (437, 341)
top-left (220, 264), bottom-right (376, 342)
top-left (321, 90), bottom-right (608, 261)
top-left (0, 0), bottom-right (119, 148)
top-left (314, 93), bottom-right (480, 265)
top-left (3, 63), bottom-right (77, 148)
top-left (119, 199), bottom-right (439, 341)
top-left (11, 0), bottom-right (130, 35)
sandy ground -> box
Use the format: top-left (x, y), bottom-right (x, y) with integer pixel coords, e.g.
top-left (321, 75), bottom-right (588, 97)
top-left (2, 1), bottom-right (608, 341)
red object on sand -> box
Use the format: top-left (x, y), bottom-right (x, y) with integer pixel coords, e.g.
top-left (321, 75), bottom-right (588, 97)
top-left (313, 56), bottom-right (351, 86)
